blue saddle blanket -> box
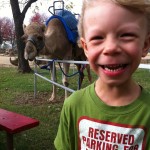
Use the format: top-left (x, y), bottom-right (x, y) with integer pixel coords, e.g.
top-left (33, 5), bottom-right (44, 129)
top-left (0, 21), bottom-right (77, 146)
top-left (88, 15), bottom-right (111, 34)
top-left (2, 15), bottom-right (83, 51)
top-left (46, 10), bottom-right (78, 44)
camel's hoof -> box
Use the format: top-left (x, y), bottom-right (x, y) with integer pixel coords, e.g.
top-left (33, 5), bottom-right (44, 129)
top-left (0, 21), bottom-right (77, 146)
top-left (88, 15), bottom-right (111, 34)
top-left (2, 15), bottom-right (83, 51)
top-left (47, 99), bottom-right (57, 103)
top-left (47, 96), bottom-right (57, 103)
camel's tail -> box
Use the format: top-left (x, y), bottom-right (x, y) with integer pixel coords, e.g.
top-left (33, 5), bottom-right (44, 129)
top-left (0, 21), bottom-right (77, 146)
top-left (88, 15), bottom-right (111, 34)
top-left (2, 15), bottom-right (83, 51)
top-left (10, 57), bottom-right (18, 66)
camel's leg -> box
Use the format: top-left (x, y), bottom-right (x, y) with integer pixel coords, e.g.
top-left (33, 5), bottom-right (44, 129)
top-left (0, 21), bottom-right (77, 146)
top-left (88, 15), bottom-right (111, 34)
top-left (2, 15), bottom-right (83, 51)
top-left (62, 63), bottom-right (70, 99)
top-left (86, 64), bottom-right (92, 83)
top-left (76, 64), bottom-right (84, 89)
top-left (76, 64), bottom-right (92, 89)
top-left (48, 62), bottom-right (57, 102)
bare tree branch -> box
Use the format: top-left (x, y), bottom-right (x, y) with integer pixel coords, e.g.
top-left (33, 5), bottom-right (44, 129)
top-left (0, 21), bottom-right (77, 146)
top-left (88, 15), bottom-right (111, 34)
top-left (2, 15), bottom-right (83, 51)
top-left (21, 0), bottom-right (37, 18)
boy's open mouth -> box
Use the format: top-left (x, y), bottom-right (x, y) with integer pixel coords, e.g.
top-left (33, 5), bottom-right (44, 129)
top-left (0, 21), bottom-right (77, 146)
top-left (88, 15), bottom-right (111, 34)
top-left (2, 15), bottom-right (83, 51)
top-left (100, 64), bottom-right (128, 72)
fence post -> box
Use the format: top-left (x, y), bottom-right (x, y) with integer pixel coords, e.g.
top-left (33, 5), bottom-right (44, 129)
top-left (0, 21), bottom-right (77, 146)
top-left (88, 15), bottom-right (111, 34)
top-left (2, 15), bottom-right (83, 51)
top-left (34, 62), bottom-right (37, 98)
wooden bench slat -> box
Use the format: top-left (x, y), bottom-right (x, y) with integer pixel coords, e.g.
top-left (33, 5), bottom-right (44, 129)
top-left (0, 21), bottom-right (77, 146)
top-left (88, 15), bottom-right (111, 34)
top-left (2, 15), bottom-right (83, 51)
top-left (0, 109), bottom-right (39, 134)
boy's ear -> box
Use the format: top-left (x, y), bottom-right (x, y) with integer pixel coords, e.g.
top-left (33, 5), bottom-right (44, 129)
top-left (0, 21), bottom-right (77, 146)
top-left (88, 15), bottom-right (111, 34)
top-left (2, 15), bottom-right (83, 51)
top-left (142, 34), bottom-right (150, 57)
top-left (80, 37), bottom-right (88, 58)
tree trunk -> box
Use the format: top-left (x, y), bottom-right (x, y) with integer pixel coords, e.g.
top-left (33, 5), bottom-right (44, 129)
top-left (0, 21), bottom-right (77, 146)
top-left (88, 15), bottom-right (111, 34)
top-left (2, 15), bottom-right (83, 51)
top-left (16, 21), bottom-right (32, 73)
top-left (10, 0), bottom-right (37, 73)
top-left (0, 32), bottom-right (2, 44)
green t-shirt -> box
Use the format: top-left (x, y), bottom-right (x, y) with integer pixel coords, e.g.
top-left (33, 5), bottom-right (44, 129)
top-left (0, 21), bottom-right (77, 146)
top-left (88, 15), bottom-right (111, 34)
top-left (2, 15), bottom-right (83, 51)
top-left (54, 83), bottom-right (150, 150)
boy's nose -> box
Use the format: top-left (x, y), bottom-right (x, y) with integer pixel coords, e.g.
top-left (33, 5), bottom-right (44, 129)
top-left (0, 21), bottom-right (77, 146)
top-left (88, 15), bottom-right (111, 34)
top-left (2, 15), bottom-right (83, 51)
top-left (103, 37), bottom-right (121, 55)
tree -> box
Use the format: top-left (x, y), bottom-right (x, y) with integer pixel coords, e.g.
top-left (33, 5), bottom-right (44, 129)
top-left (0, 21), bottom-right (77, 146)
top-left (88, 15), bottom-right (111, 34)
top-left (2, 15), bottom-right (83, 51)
top-left (0, 33), bottom-right (2, 45)
top-left (10, 0), bottom-right (38, 73)
top-left (0, 17), bottom-right (16, 47)
top-left (0, 20), bottom-right (3, 45)
top-left (30, 13), bottom-right (48, 24)
top-left (65, 0), bottom-right (74, 11)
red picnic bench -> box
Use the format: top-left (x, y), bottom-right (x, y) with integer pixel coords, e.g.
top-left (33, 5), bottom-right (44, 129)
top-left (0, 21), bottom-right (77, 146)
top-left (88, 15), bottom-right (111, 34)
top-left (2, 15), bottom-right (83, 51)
top-left (0, 108), bottom-right (39, 150)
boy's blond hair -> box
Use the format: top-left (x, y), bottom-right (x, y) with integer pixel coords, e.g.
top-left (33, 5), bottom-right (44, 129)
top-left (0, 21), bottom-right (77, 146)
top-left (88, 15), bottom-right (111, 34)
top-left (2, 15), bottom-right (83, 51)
top-left (78, 0), bottom-right (150, 38)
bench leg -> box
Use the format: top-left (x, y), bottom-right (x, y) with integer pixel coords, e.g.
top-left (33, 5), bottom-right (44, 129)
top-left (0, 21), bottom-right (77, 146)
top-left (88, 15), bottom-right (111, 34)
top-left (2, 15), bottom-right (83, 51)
top-left (6, 133), bottom-right (13, 150)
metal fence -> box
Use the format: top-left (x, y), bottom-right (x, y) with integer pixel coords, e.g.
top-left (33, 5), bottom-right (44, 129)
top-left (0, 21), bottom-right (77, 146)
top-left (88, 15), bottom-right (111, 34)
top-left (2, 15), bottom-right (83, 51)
top-left (34, 57), bottom-right (89, 98)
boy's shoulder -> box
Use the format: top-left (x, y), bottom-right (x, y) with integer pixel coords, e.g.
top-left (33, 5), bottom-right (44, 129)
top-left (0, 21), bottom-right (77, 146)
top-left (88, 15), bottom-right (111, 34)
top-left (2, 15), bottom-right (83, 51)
top-left (141, 88), bottom-right (150, 106)
top-left (63, 83), bottom-right (94, 106)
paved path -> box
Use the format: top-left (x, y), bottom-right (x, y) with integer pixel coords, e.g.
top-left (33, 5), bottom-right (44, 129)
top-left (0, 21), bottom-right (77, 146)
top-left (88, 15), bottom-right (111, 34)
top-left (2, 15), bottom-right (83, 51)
top-left (0, 54), bottom-right (16, 67)
top-left (0, 54), bottom-right (34, 67)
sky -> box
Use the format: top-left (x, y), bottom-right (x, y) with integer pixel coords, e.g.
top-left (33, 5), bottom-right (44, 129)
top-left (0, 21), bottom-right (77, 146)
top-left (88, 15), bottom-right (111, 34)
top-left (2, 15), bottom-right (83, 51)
top-left (0, 0), bottom-right (82, 25)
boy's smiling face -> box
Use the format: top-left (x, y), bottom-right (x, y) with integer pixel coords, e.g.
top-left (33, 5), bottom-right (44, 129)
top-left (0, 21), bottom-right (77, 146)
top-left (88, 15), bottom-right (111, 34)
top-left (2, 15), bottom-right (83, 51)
top-left (81, 1), bottom-right (150, 86)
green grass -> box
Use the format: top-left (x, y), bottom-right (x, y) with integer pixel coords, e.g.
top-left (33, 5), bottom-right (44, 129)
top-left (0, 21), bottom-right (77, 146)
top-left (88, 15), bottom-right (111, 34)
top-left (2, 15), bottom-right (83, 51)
top-left (0, 66), bottom-right (96, 150)
top-left (0, 67), bottom-right (61, 150)
top-left (0, 66), bottom-right (150, 149)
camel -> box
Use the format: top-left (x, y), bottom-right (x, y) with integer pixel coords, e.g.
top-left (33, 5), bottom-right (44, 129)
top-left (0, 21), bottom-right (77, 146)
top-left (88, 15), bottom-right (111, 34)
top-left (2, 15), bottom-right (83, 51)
top-left (22, 11), bottom-right (91, 102)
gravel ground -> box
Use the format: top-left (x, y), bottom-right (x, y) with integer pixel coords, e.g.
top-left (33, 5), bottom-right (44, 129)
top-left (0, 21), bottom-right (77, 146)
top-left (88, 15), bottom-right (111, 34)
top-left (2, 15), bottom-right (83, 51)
top-left (0, 54), bottom-right (34, 67)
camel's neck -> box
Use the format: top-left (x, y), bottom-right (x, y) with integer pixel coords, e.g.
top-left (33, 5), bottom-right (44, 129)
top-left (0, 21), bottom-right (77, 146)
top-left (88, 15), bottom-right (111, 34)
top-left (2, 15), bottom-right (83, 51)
top-left (39, 46), bottom-right (49, 55)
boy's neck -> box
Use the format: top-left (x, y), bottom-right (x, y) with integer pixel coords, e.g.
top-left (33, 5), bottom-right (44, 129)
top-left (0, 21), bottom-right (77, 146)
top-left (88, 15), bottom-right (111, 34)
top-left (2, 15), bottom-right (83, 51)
top-left (95, 79), bottom-right (141, 107)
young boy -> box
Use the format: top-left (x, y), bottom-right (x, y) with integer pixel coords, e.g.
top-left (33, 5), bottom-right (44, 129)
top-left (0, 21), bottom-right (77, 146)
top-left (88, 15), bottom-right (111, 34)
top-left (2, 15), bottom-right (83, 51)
top-left (54, 0), bottom-right (150, 149)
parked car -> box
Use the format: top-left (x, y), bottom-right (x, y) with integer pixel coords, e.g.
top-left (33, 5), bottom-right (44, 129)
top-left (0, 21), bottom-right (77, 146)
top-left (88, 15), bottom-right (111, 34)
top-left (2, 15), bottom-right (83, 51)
top-left (0, 41), bottom-right (12, 49)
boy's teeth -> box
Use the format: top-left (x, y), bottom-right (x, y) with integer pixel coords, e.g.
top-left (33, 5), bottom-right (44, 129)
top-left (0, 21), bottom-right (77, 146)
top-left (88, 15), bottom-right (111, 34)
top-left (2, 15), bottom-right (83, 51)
top-left (103, 64), bottom-right (126, 71)
top-left (105, 67), bottom-right (123, 72)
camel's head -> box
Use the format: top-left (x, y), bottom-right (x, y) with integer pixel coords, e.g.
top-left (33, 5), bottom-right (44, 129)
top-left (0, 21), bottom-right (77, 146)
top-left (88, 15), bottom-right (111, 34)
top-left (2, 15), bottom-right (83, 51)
top-left (22, 22), bottom-right (46, 61)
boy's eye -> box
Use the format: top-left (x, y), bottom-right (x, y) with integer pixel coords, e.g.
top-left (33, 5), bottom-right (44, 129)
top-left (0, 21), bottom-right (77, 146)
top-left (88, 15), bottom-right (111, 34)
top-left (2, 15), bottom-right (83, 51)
top-left (120, 33), bottom-right (136, 39)
top-left (90, 36), bottom-right (104, 41)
